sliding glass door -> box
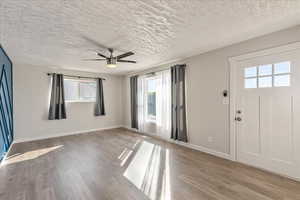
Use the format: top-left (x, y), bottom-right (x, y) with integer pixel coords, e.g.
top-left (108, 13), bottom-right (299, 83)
top-left (146, 77), bottom-right (157, 124)
top-left (137, 70), bottom-right (171, 139)
top-left (0, 46), bottom-right (13, 161)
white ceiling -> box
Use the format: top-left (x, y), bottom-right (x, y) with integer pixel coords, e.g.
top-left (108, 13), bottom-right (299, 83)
top-left (1, 0), bottom-right (300, 74)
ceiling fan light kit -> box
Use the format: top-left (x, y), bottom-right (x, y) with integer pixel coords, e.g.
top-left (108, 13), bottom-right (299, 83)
top-left (106, 64), bottom-right (117, 68)
top-left (106, 57), bottom-right (117, 68)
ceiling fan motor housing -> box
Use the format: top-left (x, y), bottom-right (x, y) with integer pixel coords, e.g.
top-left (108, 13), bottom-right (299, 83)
top-left (107, 57), bottom-right (117, 65)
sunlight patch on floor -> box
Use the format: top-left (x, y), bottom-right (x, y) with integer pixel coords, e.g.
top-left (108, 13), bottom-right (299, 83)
top-left (118, 148), bottom-right (133, 166)
top-left (124, 141), bottom-right (155, 188)
top-left (132, 139), bottom-right (141, 149)
top-left (1, 145), bottom-right (63, 165)
top-left (160, 149), bottom-right (171, 200)
top-left (123, 141), bottom-right (171, 200)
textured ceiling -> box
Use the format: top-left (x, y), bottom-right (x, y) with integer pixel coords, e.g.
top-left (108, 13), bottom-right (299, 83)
top-left (1, 0), bottom-right (300, 74)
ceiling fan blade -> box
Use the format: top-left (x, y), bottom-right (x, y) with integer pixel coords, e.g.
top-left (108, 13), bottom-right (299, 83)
top-left (117, 60), bottom-right (137, 63)
top-left (116, 52), bottom-right (134, 59)
top-left (82, 59), bottom-right (106, 61)
top-left (97, 52), bottom-right (108, 58)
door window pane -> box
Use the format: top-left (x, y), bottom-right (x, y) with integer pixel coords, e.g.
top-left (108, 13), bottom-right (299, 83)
top-left (245, 78), bottom-right (257, 89)
top-left (258, 64), bottom-right (272, 76)
top-left (243, 61), bottom-right (291, 89)
top-left (274, 75), bottom-right (290, 87)
top-left (244, 67), bottom-right (257, 78)
top-left (274, 61), bottom-right (290, 74)
top-left (258, 76), bottom-right (272, 88)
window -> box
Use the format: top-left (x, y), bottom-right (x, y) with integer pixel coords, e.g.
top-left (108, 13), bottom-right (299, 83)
top-left (64, 79), bottom-right (96, 102)
top-left (146, 78), bottom-right (157, 120)
top-left (244, 61), bottom-right (291, 89)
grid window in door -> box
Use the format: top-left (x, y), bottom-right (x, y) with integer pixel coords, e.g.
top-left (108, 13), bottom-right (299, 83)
top-left (244, 61), bottom-right (291, 89)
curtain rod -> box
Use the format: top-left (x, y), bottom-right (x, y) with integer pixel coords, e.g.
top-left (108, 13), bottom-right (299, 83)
top-left (130, 63), bottom-right (185, 77)
top-left (47, 73), bottom-right (106, 80)
top-left (130, 66), bottom-right (171, 77)
top-left (145, 68), bottom-right (170, 75)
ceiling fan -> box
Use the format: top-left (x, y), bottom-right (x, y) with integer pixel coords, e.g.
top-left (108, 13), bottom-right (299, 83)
top-left (84, 48), bottom-right (136, 68)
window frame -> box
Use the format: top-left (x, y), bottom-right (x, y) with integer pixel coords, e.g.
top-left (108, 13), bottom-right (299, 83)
top-left (244, 61), bottom-right (291, 89)
top-left (64, 78), bottom-right (97, 103)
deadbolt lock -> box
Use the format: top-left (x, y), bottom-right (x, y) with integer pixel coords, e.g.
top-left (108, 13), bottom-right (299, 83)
top-left (235, 117), bottom-right (242, 121)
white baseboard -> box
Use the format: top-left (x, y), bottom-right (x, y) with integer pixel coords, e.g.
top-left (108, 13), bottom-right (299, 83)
top-left (122, 126), bottom-right (232, 161)
top-left (14, 125), bottom-right (123, 143)
top-left (122, 126), bottom-right (139, 132)
top-left (171, 140), bottom-right (232, 160)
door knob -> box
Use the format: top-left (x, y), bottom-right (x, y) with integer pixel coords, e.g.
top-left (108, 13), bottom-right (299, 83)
top-left (235, 117), bottom-right (242, 121)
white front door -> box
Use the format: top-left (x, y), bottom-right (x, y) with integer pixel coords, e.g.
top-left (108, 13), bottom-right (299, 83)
top-left (234, 49), bottom-right (300, 179)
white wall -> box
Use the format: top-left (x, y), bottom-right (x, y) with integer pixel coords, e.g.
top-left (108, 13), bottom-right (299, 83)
top-left (123, 25), bottom-right (300, 155)
top-left (13, 64), bottom-right (123, 142)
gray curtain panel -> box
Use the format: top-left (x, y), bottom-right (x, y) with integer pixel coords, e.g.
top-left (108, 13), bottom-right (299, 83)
top-left (130, 75), bottom-right (138, 129)
top-left (171, 64), bottom-right (188, 142)
top-left (48, 73), bottom-right (67, 120)
top-left (95, 78), bottom-right (106, 116)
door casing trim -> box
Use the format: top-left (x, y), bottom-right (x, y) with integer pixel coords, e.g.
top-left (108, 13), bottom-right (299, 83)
top-left (228, 41), bottom-right (300, 161)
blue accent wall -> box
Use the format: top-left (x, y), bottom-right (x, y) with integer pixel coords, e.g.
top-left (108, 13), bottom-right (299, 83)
top-left (0, 45), bottom-right (13, 161)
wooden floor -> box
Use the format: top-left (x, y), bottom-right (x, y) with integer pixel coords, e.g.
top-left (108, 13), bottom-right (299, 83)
top-left (0, 128), bottom-right (300, 200)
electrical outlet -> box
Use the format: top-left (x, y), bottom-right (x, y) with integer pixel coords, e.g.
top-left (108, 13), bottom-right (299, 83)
top-left (208, 136), bottom-right (213, 143)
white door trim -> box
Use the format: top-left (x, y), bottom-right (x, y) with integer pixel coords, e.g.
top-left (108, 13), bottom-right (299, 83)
top-left (228, 42), bottom-right (300, 161)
